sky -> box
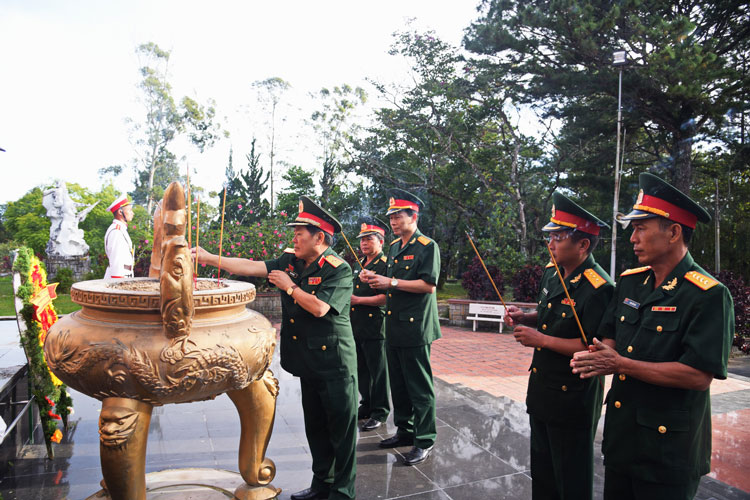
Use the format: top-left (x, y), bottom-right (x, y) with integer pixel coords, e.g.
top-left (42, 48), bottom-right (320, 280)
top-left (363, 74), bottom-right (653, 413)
top-left (0, 0), bottom-right (485, 206)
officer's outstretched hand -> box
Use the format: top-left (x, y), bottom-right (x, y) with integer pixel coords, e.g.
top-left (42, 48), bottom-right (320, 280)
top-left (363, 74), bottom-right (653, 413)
top-left (505, 305), bottom-right (524, 326)
top-left (191, 246), bottom-right (213, 263)
top-left (570, 338), bottom-right (619, 378)
top-left (512, 326), bottom-right (546, 349)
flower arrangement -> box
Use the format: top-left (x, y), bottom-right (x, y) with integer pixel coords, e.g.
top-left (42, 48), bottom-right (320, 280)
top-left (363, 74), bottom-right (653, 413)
top-left (13, 247), bottom-right (72, 457)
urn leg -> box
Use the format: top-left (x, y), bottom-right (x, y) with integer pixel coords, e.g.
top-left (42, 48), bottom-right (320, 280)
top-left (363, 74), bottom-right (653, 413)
top-left (98, 397), bottom-right (153, 500)
top-left (227, 369), bottom-right (279, 486)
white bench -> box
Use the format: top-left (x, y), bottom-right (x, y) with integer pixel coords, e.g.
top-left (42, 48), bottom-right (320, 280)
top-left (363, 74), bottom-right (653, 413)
top-left (467, 303), bottom-right (506, 332)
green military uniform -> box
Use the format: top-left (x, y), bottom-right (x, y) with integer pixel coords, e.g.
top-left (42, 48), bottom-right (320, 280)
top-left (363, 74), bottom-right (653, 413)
top-left (597, 173), bottom-right (734, 500)
top-left (528, 192), bottom-right (613, 500)
top-left (266, 196), bottom-right (358, 500)
top-left (383, 190), bottom-right (441, 451)
top-left (351, 217), bottom-right (390, 423)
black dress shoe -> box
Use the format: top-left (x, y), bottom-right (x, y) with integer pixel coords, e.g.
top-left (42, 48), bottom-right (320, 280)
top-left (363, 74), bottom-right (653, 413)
top-left (290, 487), bottom-right (328, 500)
top-left (403, 445), bottom-right (434, 466)
top-left (379, 434), bottom-right (413, 448)
top-left (361, 418), bottom-right (382, 431)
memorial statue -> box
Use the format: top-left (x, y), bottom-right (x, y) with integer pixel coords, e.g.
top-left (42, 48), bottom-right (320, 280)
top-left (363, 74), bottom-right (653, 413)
top-left (42, 180), bottom-right (98, 257)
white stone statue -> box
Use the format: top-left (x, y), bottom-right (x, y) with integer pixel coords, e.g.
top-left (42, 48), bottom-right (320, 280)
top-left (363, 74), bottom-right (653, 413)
top-left (42, 181), bottom-right (98, 257)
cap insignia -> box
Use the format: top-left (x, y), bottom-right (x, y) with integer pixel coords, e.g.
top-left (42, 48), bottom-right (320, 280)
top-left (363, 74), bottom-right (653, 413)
top-left (636, 189), bottom-right (644, 205)
top-left (298, 200), bottom-right (304, 213)
top-left (389, 197), bottom-right (395, 206)
top-left (361, 222), bottom-right (367, 231)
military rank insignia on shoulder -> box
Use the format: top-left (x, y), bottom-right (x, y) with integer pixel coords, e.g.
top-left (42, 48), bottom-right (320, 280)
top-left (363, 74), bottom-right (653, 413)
top-left (283, 248), bottom-right (296, 254)
top-left (380, 255), bottom-right (387, 263)
top-left (583, 268), bottom-right (606, 289)
top-left (390, 238), bottom-right (400, 246)
top-left (324, 254), bottom-right (344, 268)
top-left (545, 261), bottom-right (554, 268)
top-left (417, 235), bottom-right (431, 246)
top-left (620, 266), bottom-right (651, 277)
top-left (684, 270), bottom-right (718, 290)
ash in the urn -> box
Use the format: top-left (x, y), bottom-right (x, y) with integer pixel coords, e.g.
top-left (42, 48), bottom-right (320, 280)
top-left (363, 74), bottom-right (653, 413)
top-left (109, 280), bottom-right (228, 291)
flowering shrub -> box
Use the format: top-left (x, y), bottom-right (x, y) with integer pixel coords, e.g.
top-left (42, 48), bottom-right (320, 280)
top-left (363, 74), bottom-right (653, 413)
top-left (511, 264), bottom-right (544, 302)
top-left (716, 270), bottom-right (750, 354)
top-left (461, 256), bottom-right (505, 301)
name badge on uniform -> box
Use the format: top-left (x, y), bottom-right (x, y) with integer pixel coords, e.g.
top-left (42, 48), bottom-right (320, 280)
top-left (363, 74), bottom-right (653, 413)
top-left (542, 288), bottom-right (548, 296)
top-left (651, 306), bottom-right (676, 312)
top-left (403, 255), bottom-right (414, 260)
top-left (285, 264), bottom-right (299, 279)
top-left (308, 277), bottom-right (321, 285)
top-left (623, 298), bottom-right (640, 309)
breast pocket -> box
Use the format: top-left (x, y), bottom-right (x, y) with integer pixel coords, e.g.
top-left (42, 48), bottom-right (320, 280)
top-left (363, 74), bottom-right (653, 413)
top-left (638, 313), bottom-right (682, 361)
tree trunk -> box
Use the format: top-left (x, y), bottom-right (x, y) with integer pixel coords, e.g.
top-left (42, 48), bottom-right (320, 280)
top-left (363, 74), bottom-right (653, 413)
top-left (671, 133), bottom-right (693, 195)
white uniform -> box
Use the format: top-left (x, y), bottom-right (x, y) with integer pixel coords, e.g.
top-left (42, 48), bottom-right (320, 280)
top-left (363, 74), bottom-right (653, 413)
top-left (104, 219), bottom-right (134, 279)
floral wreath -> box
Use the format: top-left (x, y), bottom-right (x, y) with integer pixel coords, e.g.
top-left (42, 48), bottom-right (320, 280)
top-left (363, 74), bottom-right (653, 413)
top-left (13, 247), bottom-right (72, 457)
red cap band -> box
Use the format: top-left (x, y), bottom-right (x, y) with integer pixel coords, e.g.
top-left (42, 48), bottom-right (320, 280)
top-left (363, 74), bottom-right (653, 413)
top-left (634, 195), bottom-right (698, 229)
top-left (109, 199), bottom-right (130, 213)
top-left (359, 224), bottom-right (385, 236)
top-left (550, 210), bottom-right (600, 235)
top-left (388, 198), bottom-right (420, 213)
top-left (297, 212), bottom-right (335, 235)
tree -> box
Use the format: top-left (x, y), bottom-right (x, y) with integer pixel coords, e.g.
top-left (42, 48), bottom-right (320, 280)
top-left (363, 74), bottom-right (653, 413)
top-left (128, 42), bottom-right (220, 215)
top-left (223, 139), bottom-right (271, 225)
top-left (252, 77), bottom-right (291, 212)
top-left (464, 0), bottom-right (750, 195)
top-left (276, 165), bottom-right (315, 217)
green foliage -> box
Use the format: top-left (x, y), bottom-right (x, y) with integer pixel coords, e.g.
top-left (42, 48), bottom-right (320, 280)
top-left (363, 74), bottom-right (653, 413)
top-left (223, 139), bottom-right (271, 225)
top-left (53, 267), bottom-right (73, 294)
top-left (3, 188), bottom-right (49, 255)
top-left (276, 166), bottom-right (315, 217)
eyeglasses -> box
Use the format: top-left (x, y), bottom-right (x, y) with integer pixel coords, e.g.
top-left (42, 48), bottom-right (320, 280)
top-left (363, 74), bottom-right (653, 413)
top-left (546, 231), bottom-right (573, 242)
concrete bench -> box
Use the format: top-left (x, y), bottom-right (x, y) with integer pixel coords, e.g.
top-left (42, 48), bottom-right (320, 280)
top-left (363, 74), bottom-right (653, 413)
top-left (467, 303), bottom-right (506, 332)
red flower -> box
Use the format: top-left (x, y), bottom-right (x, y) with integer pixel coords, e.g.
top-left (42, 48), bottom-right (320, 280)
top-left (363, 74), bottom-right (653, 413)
top-left (48, 410), bottom-right (62, 420)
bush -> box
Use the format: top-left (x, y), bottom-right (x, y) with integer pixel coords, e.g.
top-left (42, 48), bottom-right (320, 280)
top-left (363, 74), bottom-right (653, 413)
top-left (53, 268), bottom-right (74, 294)
top-left (0, 241), bottom-right (21, 274)
top-left (461, 256), bottom-right (504, 301)
top-left (511, 265), bottom-right (544, 302)
top-left (716, 270), bottom-right (750, 354)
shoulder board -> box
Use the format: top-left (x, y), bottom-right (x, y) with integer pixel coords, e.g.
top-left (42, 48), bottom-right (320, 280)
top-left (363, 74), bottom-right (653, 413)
top-left (620, 266), bottom-right (651, 277)
top-left (283, 248), bottom-right (295, 254)
top-left (684, 270), bottom-right (718, 291)
top-left (324, 255), bottom-right (344, 268)
top-left (380, 255), bottom-right (387, 263)
top-left (417, 235), bottom-right (431, 246)
top-left (583, 268), bottom-right (606, 289)
top-left (545, 261), bottom-right (554, 269)
top-left (390, 239), bottom-right (400, 246)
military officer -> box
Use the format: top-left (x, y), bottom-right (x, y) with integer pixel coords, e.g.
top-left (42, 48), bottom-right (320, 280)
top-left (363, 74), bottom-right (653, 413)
top-left (506, 192), bottom-right (613, 500)
top-left (359, 189), bottom-right (441, 466)
top-left (570, 173), bottom-right (734, 500)
top-left (104, 193), bottom-right (135, 279)
top-left (350, 217), bottom-right (391, 432)
top-left (193, 196), bottom-right (358, 500)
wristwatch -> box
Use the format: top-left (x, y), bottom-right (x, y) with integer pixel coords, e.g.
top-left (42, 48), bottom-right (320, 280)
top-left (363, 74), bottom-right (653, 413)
top-left (286, 285), bottom-right (298, 296)
top-left (390, 278), bottom-right (399, 289)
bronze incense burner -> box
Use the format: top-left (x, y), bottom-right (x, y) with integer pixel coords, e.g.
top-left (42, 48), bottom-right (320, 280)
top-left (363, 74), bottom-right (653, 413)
top-left (44, 182), bottom-right (279, 499)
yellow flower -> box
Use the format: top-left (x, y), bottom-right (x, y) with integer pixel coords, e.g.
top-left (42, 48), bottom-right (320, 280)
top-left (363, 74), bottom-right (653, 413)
top-left (51, 429), bottom-right (63, 443)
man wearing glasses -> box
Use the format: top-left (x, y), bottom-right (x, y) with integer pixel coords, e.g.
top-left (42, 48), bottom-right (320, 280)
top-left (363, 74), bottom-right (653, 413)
top-left (506, 192), bottom-right (614, 500)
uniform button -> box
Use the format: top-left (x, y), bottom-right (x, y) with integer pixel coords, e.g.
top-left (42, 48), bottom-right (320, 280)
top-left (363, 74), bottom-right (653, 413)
top-left (538, 300), bottom-right (542, 305)
top-left (619, 374), bottom-right (626, 381)
top-left (292, 336), bottom-right (297, 340)
top-left (395, 259), bottom-right (398, 263)
top-left (387, 311), bottom-right (391, 315)
top-left (656, 325), bottom-right (663, 332)
top-left (614, 401), bottom-right (621, 408)
top-left (368, 313), bottom-right (372, 317)
top-left (405, 266), bottom-right (410, 270)
top-left (388, 293), bottom-right (392, 297)
top-left (658, 425), bottom-right (667, 434)
top-left (542, 324), bottom-right (547, 330)
top-left (311, 291), bottom-right (316, 295)
top-left (536, 347), bottom-right (542, 351)
top-left (351, 307), bottom-right (355, 311)
top-left (532, 367), bottom-right (538, 373)
top-left (561, 385), bottom-right (567, 391)
top-left (562, 312), bottom-right (566, 318)
top-left (410, 317), bottom-right (414, 322)
top-left (321, 345), bottom-right (327, 351)
top-left (290, 318), bottom-right (295, 324)
top-left (548, 303), bottom-right (552, 309)
top-left (620, 315), bottom-right (625, 322)
top-left (627, 345), bottom-right (633, 353)
top-left (356, 285), bottom-right (359, 289)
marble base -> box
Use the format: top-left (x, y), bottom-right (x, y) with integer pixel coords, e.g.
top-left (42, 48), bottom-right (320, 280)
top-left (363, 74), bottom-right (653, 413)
top-left (45, 253), bottom-right (91, 282)
top-left (85, 468), bottom-right (280, 500)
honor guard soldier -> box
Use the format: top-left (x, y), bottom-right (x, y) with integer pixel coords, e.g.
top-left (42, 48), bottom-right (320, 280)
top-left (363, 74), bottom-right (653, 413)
top-left (571, 173), bottom-right (734, 500)
top-left (192, 196), bottom-right (358, 500)
top-left (351, 217), bottom-right (391, 432)
top-left (104, 193), bottom-right (134, 279)
top-left (506, 192), bottom-right (614, 500)
top-left (359, 189), bottom-right (441, 466)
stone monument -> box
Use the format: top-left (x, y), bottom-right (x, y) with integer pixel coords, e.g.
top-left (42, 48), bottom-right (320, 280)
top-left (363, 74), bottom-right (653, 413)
top-left (42, 181), bottom-right (98, 281)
